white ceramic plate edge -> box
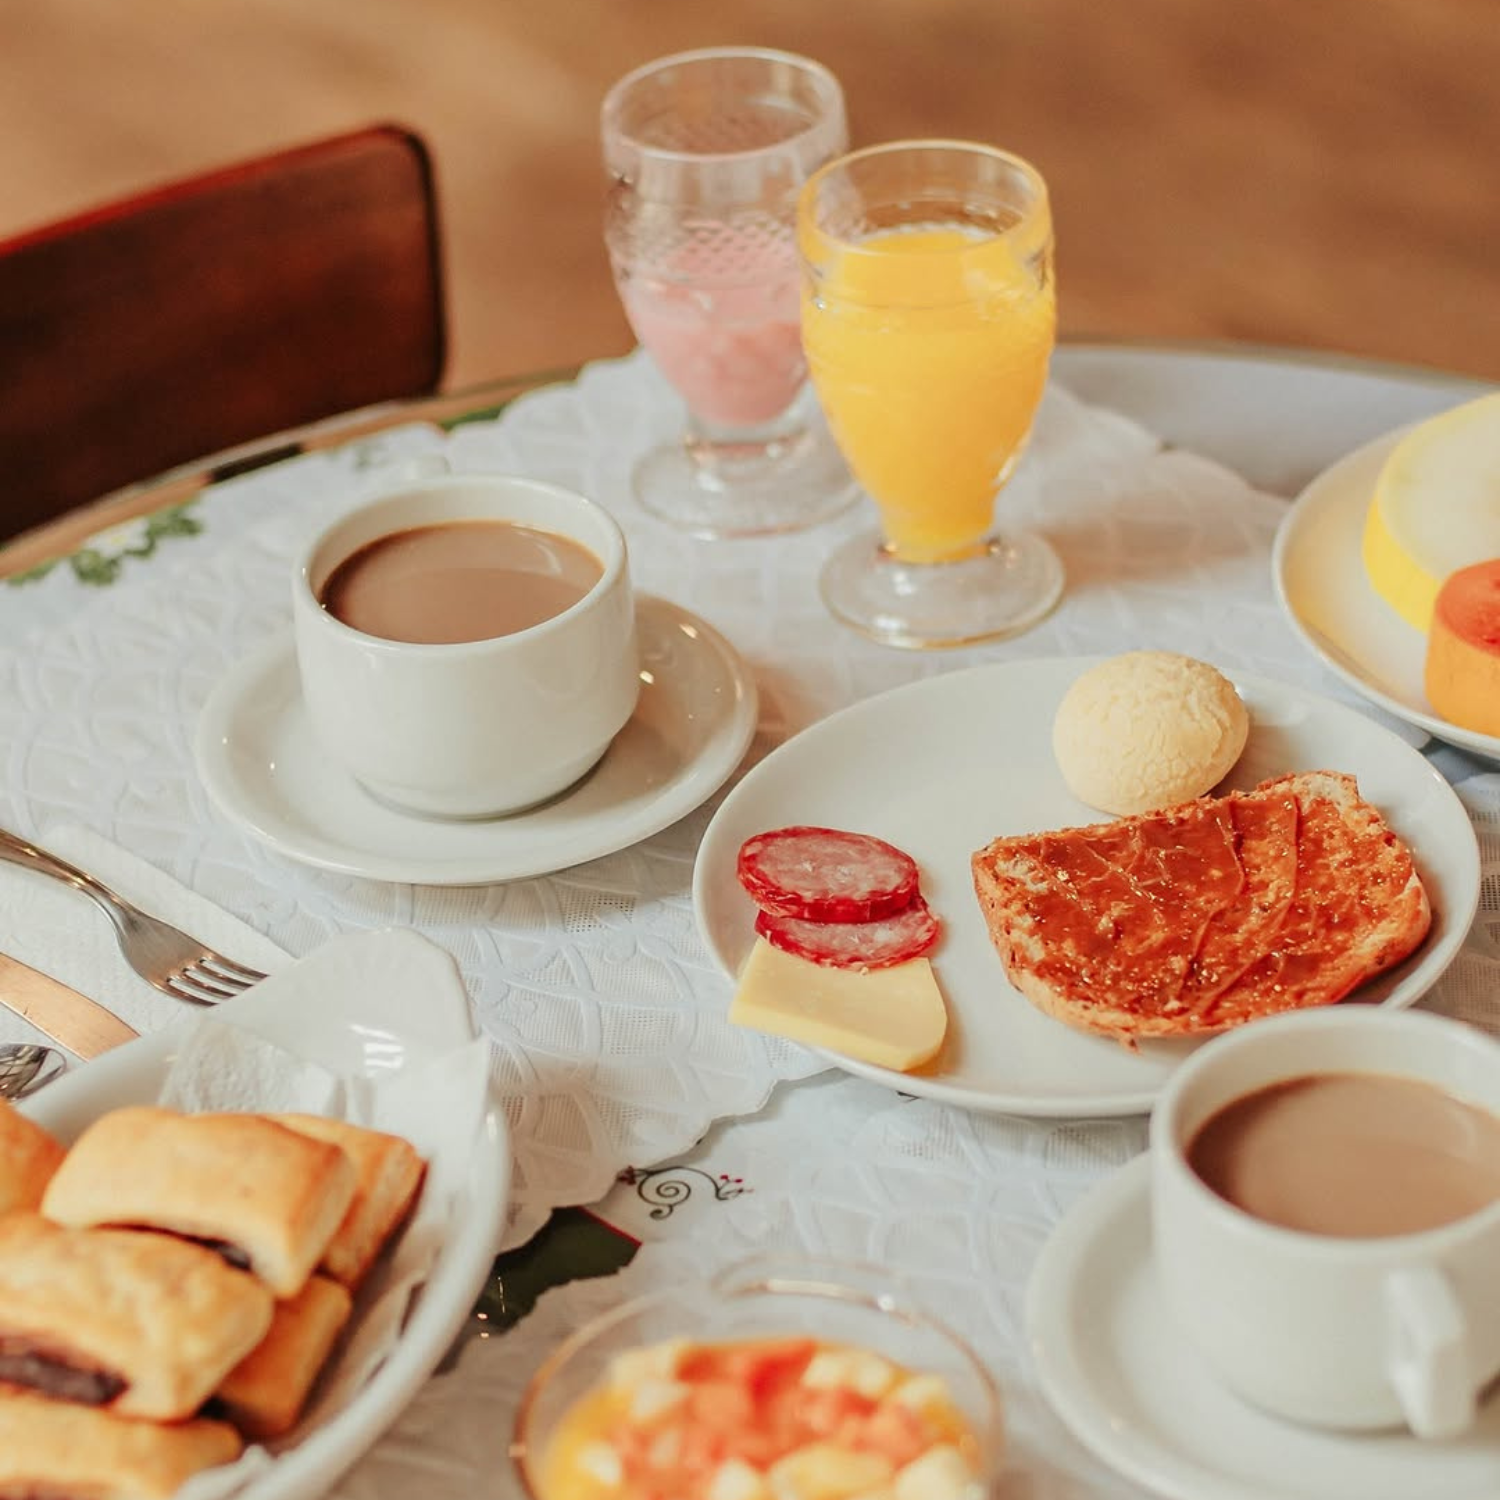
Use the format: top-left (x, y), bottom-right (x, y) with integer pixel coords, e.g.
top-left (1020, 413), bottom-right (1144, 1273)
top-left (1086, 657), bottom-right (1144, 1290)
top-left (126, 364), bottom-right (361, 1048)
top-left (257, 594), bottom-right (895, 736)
top-left (1026, 1157), bottom-right (1277, 1500)
top-left (1271, 427), bottom-right (1500, 762)
top-left (1024, 1156), bottom-right (1216, 1500)
top-left (1026, 1155), bottom-right (1500, 1500)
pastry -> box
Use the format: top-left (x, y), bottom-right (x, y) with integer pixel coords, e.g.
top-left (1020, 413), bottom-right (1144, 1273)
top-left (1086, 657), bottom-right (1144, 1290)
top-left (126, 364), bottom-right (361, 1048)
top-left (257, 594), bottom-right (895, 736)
top-left (41, 1106), bottom-right (357, 1297)
top-left (0, 1212), bottom-right (273, 1421)
top-left (971, 770), bottom-right (1431, 1043)
top-left (0, 1389), bottom-right (242, 1500)
top-left (0, 1098), bottom-right (65, 1215)
top-left (216, 1274), bottom-right (353, 1440)
top-left (274, 1114), bottom-right (426, 1289)
top-left (1051, 650), bottom-right (1249, 815)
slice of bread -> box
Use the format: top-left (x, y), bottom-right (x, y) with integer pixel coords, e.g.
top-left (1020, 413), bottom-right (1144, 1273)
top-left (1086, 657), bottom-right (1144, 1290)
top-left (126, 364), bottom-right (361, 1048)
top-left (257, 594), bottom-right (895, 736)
top-left (970, 770), bottom-right (1432, 1045)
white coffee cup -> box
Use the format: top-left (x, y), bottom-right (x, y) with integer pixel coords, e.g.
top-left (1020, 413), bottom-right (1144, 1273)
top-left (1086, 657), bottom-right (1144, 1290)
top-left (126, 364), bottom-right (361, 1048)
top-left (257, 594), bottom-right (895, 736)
top-left (292, 473), bottom-right (640, 818)
top-left (1150, 1007), bottom-right (1500, 1440)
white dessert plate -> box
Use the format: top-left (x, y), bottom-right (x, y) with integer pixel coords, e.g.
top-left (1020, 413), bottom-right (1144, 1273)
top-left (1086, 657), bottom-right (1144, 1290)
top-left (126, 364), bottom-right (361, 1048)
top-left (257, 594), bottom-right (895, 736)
top-left (1027, 1156), bottom-right (1500, 1499)
top-left (20, 927), bottom-right (509, 1500)
top-left (1272, 426), bottom-right (1500, 762)
top-left (195, 595), bottom-right (758, 885)
top-left (693, 656), bottom-right (1479, 1118)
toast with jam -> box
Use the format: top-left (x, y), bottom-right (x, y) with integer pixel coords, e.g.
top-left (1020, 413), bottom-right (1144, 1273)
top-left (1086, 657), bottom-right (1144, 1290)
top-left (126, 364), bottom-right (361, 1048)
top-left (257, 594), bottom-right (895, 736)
top-left (971, 771), bottom-right (1432, 1044)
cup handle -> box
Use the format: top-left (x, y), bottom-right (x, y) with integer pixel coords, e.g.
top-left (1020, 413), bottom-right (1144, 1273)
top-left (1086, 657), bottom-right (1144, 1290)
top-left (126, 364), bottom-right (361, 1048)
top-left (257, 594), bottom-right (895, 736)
top-left (1386, 1266), bottom-right (1473, 1439)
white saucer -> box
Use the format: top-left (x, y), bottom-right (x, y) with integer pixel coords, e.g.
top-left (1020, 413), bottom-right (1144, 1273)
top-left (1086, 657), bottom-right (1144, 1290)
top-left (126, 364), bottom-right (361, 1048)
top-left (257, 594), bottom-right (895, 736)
top-left (1272, 426), bottom-right (1500, 763)
top-left (195, 596), bottom-right (758, 885)
top-left (1027, 1156), bottom-right (1500, 1500)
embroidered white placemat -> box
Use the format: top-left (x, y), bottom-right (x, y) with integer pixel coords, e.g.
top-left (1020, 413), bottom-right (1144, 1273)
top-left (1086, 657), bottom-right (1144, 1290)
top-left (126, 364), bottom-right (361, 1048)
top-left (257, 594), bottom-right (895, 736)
top-left (0, 349), bottom-right (1472, 1252)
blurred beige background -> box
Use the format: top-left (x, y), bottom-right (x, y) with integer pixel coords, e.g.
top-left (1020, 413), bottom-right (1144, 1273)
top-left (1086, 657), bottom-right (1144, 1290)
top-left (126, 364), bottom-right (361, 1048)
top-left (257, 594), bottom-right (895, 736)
top-left (4, 0), bottom-right (1497, 389)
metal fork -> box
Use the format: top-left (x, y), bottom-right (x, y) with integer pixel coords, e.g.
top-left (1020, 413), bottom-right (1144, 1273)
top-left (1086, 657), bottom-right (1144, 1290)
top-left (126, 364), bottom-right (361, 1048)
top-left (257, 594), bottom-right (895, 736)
top-left (0, 828), bottom-right (266, 1005)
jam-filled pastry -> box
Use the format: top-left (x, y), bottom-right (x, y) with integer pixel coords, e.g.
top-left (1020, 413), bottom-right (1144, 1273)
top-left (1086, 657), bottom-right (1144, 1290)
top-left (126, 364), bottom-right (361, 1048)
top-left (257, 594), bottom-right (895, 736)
top-left (0, 1098), bottom-right (65, 1215)
top-left (0, 1388), bottom-right (243, 1500)
top-left (0, 1213), bottom-right (273, 1421)
top-left (42, 1106), bottom-right (358, 1297)
top-left (216, 1274), bottom-right (354, 1439)
top-left (274, 1114), bottom-right (427, 1289)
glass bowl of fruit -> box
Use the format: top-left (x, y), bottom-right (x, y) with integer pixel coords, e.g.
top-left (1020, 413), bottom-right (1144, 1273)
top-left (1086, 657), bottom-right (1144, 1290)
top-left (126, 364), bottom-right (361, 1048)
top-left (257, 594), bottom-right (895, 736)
top-left (511, 1256), bottom-right (1002, 1500)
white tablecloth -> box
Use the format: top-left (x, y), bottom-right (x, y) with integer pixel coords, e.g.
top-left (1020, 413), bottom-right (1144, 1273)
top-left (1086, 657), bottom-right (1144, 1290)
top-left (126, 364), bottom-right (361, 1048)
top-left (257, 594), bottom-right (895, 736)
top-left (3, 349), bottom-right (1498, 1497)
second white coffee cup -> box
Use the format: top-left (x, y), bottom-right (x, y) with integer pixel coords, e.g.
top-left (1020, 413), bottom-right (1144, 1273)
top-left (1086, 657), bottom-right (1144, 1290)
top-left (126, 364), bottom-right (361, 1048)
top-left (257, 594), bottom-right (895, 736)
top-left (292, 473), bottom-right (640, 819)
top-left (1151, 1006), bottom-right (1500, 1440)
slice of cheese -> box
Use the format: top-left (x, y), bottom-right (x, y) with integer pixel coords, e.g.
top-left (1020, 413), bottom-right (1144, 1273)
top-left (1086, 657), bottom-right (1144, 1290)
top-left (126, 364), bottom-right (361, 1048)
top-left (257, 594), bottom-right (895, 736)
top-left (1363, 392), bottom-right (1500, 632)
top-left (728, 938), bottom-right (948, 1072)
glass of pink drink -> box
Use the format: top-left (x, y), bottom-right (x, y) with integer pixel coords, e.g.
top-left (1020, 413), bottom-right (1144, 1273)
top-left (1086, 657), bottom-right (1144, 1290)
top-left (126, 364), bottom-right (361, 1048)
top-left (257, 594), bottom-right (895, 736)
top-left (601, 48), bottom-right (858, 537)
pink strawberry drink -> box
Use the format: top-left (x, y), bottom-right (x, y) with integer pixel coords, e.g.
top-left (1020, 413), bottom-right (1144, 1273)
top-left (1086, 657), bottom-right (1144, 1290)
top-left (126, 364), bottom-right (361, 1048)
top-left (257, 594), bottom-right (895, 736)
top-left (619, 231), bottom-right (805, 428)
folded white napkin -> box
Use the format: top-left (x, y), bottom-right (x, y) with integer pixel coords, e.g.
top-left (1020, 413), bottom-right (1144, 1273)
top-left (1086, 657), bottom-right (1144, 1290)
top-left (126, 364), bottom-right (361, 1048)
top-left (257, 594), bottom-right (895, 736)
top-left (0, 823), bottom-right (291, 1051)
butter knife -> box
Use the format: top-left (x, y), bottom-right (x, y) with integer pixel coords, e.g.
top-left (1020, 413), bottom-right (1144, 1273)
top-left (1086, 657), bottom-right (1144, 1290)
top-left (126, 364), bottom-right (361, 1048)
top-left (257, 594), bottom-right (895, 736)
top-left (0, 952), bottom-right (138, 1059)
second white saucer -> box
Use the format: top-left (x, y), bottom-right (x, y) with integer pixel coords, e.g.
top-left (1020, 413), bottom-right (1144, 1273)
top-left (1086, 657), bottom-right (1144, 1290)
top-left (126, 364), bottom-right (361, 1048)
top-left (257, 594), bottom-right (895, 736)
top-left (1027, 1156), bottom-right (1500, 1500)
top-left (195, 596), bottom-right (759, 885)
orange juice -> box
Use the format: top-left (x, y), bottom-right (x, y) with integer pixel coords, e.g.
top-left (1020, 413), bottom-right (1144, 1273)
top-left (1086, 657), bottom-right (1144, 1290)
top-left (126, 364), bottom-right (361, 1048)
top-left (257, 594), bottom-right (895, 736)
top-left (801, 226), bottom-right (1055, 563)
top-left (533, 1335), bottom-right (986, 1500)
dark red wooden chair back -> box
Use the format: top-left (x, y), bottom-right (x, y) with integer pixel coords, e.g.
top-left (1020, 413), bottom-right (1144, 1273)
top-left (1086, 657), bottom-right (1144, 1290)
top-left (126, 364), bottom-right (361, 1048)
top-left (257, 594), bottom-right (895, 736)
top-left (0, 123), bottom-right (446, 542)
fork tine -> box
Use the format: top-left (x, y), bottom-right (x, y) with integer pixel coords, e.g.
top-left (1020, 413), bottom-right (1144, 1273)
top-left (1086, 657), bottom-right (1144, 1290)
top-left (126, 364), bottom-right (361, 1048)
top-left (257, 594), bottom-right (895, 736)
top-left (195, 953), bottom-right (267, 986)
top-left (165, 970), bottom-right (244, 1005)
top-left (184, 966), bottom-right (253, 997)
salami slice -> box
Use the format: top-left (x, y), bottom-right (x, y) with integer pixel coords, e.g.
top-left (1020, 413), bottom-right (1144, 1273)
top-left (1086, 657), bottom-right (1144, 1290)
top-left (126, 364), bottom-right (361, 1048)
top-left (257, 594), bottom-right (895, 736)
top-left (755, 898), bottom-right (940, 972)
top-left (737, 826), bottom-right (921, 923)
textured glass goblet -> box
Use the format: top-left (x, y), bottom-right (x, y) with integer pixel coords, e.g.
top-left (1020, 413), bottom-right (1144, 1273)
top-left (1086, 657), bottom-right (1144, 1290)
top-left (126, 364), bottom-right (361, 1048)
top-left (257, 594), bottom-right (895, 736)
top-left (602, 47), bottom-right (857, 538)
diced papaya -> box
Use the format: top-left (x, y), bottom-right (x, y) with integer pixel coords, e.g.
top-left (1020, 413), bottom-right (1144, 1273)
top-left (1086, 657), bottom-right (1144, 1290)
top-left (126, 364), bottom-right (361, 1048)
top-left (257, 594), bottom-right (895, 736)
top-left (690, 1379), bottom-right (757, 1432)
top-left (609, 1415), bottom-right (659, 1474)
top-left (856, 1401), bottom-right (931, 1470)
top-left (681, 1337), bottom-right (819, 1397)
top-left (717, 1423), bottom-right (783, 1471)
top-left (794, 1385), bottom-right (878, 1441)
top-left (676, 1421), bottom-right (731, 1479)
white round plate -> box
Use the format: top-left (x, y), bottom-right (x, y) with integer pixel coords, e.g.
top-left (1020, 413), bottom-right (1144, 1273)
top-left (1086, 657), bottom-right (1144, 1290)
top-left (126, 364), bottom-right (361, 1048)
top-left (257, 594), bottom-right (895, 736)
top-left (692, 656), bottom-right (1479, 1118)
top-left (20, 928), bottom-right (509, 1500)
top-left (1272, 427), bottom-right (1500, 762)
top-left (195, 596), bottom-right (758, 885)
top-left (1027, 1156), bottom-right (1500, 1500)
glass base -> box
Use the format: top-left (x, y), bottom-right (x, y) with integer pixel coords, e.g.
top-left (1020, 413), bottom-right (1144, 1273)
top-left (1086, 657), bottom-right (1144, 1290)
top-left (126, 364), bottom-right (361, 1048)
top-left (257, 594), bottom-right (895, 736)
top-left (632, 423), bottom-right (858, 539)
top-left (820, 528), bottom-right (1064, 649)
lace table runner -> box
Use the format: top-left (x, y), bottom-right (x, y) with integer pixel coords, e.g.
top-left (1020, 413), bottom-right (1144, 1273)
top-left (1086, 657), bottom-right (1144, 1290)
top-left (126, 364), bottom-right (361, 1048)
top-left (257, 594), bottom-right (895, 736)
top-left (332, 769), bottom-right (1500, 1499)
top-left (0, 348), bottom-right (1489, 1249)
top-left (5, 350), bottom-right (1500, 1495)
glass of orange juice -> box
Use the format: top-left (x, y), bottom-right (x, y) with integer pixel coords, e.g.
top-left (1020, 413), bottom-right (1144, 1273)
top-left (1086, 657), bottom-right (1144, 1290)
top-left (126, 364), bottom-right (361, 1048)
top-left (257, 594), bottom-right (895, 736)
top-left (799, 140), bottom-right (1060, 647)
top-left (512, 1257), bottom-right (1003, 1500)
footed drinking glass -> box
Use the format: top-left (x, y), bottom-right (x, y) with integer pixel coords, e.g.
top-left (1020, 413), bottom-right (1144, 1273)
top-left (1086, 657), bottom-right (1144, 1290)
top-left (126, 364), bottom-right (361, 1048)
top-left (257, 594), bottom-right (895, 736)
top-left (601, 47), bottom-right (858, 537)
top-left (799, 140), bottom-right (1061, 647)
